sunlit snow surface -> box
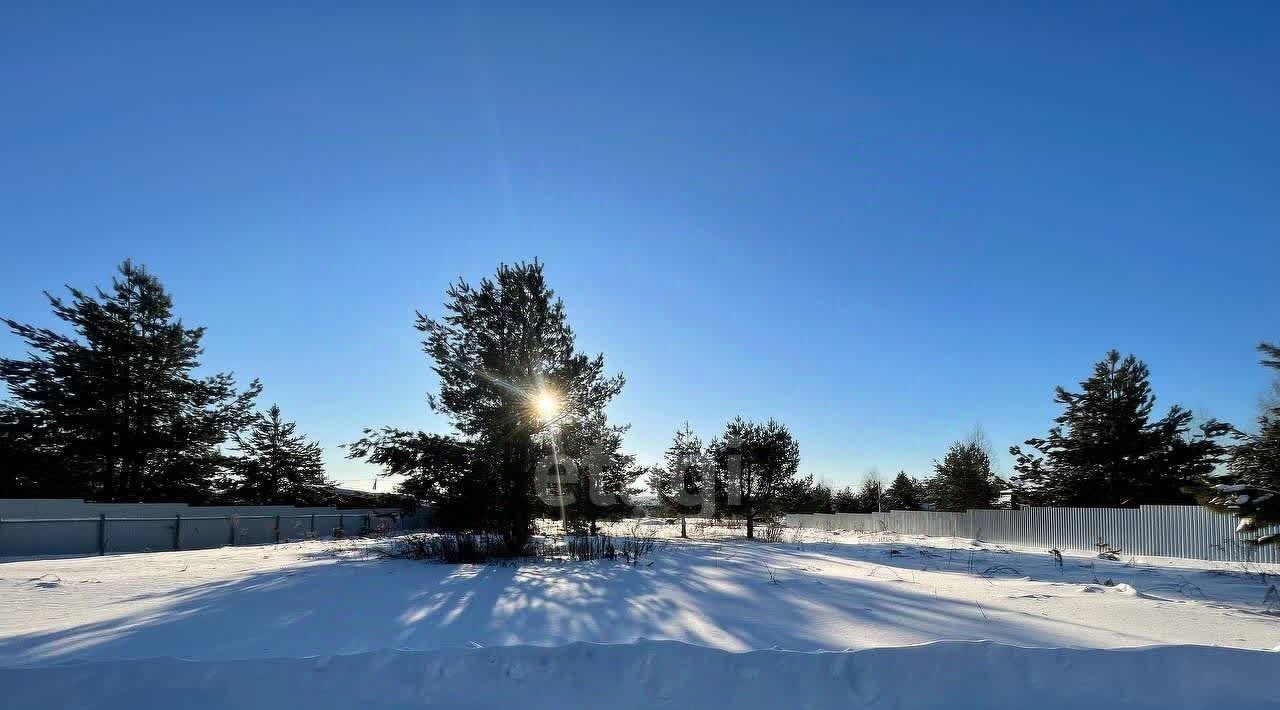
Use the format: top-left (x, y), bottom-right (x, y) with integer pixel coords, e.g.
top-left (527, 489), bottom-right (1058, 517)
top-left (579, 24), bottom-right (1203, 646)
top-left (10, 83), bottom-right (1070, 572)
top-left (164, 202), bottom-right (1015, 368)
top-left (4, 525), bottom-right (1279, 707)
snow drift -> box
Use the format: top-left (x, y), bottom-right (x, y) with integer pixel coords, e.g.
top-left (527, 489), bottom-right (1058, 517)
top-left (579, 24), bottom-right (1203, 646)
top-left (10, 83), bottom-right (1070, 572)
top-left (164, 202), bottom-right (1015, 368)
top-left (5, 639), bottom-right (1277, 709)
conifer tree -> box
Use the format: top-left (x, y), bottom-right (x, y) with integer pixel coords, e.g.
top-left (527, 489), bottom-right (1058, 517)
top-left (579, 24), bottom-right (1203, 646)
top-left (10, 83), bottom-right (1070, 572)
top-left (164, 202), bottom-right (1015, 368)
top-left (708, 417), bottom-right (800, 538)
top-left (0, 405), bottom-right (51, 497)
top-left (232, 404), bottom-right (332, 504)
top-left (883, 471), bottom-right (923, 511)
top-left (832, 485), bottom-right (859, 513)
top-left (1226, 343), bottom-right (1280, 489)
top-left (809, 478), bottom-right (835, 513)
top-left (348, 260), bottom-right (625, 545)
top-left (931, 438), bottom-right (1001, 512)
top-left (345, 428), bottom-right (493, 530)
top-left (645, 422), bottom-right (709, 534)
top-left (1010, 350), bottom-right (1229, 506)
top-left (0, 261), bottom-right (260, 502)
top-left (556, 410), bottom-right (643, 534)
top-left (855, 476), bottom-right (884, 513)
top-left (779, 474), bottom-right (833, 514)
top-left (1187, 343), bottom-right (1280, 544)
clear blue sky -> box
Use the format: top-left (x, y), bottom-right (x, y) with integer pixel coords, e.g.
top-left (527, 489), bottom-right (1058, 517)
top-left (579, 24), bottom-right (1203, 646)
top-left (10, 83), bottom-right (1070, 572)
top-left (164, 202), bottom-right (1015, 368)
top-left (2, 2), bottom-right (1277, 491)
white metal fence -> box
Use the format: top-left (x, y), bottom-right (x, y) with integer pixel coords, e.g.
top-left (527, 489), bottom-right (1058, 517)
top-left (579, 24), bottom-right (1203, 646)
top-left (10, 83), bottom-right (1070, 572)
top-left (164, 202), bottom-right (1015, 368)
top-left (784, 506), bottom-right (1280, 564)
top-left (0, 499), bottom-right (430, 557)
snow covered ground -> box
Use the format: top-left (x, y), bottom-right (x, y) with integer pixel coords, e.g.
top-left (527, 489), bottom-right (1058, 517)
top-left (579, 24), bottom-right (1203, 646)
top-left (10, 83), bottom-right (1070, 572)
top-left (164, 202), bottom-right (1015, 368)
top-left (7, 640), bottom-right (1280, 709)
top-left (4, 526), bottom-right (1280, 707)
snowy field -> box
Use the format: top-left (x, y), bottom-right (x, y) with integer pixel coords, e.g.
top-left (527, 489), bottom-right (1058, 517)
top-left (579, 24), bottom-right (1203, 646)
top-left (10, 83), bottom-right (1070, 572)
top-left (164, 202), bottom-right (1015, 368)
top-left (4, 525), bottom-right (1280, 707)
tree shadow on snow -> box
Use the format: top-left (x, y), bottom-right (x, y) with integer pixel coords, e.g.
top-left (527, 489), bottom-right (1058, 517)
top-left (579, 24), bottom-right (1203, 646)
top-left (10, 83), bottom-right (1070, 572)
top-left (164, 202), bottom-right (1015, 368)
top-left (0, 537), bottom-right (1232, 666)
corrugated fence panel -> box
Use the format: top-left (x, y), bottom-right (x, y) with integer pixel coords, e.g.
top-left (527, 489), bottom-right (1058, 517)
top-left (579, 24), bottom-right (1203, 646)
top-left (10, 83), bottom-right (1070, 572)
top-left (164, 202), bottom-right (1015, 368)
top-left (0, 518), bottom-right (99, 556)
top-left (179, 517), bottom-right (231, 551)
top-left (1, 502), bottom-right (423, 558)
top-left (106, 518), bottom-right (174, 554)
top-left (784, 505), bottom-right (1280, 564)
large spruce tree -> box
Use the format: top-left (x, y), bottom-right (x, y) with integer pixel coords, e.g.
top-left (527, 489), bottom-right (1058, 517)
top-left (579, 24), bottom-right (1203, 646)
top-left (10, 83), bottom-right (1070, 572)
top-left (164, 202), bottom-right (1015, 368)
top-left (231, 404), bottom-right (332, 504)
top-left (348, 260), bottom-right (625, 545)
top-left (0, 261), bottom-right (260, 502)
top-left (1010, 350), bottom-right (1229, 507)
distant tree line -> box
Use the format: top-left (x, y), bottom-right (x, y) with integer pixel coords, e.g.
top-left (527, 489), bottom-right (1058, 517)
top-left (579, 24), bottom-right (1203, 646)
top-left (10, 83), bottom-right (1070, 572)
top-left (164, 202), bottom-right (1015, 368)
top-left (753, 346), bottom-right (1280, 543)
top-left (753, 436), bottom-right (1002, 517)
top-left (0, 261), bottom-right (335, 505)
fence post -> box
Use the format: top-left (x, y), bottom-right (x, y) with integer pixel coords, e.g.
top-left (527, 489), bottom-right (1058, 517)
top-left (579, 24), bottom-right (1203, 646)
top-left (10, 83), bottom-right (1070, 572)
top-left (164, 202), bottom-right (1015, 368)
top-left (310, 514), bottom-right (316, 535)
top-left (98, 513), bottom-right (106, 555)
top-left (228, 516), bottom-right (236, 546)
top-left (174, 514), bottom-right (182, 551)
top-left (338, 514), bottom-right (344, 536)
top-left (274, 515), bottom-right (281, 543)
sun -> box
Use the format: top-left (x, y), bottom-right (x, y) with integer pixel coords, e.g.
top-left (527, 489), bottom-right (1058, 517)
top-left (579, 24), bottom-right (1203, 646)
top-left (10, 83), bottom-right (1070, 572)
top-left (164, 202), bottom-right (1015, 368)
top-left (533, 389), bottom-right (560, 421)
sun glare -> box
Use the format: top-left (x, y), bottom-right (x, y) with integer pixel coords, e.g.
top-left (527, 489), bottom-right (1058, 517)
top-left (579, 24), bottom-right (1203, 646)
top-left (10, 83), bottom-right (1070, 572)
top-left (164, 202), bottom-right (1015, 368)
top-left (534, 390), bottom-right (560, 421)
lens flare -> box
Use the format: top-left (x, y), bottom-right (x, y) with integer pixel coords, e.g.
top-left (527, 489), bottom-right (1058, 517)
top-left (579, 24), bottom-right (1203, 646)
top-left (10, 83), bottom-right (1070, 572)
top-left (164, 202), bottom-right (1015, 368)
top-left (534, 390), bottom-right (560, 421)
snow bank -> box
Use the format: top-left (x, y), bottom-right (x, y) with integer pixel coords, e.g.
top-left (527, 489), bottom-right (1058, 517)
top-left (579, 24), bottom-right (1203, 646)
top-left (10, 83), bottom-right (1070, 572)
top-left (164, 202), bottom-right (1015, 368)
top-left (4, 640), bottom-right (1277, 709)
